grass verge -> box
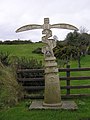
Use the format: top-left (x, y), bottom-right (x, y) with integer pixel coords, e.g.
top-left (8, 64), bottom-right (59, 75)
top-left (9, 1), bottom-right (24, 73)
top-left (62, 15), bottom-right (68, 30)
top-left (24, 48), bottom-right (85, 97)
top-left (0, 98), bottom-right (90, 120)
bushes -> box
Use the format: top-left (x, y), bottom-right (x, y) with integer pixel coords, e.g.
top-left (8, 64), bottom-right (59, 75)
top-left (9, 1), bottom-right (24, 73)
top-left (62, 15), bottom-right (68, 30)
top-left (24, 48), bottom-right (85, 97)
top-left (11, 57), bottom-right (44, 78)
top-left (0, 51), bottom-right (43, 69)
top-left (0, 63), bottom-right (24, 109)
top-left (32, 47), bottom-right (42, 54)
top-left (10, 56), bottom-right (43, 69)
top-left (0, 51), bottom-right (10, 66)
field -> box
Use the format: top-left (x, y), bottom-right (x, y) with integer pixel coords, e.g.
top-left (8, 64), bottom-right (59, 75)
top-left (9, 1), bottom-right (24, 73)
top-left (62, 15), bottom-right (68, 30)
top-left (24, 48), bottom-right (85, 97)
top-left (0, 43), bottom-right (90, 67)
top-left (0, 43), bottom-right (90, 120)
top-left (0, 43), bottom-right (44, 60)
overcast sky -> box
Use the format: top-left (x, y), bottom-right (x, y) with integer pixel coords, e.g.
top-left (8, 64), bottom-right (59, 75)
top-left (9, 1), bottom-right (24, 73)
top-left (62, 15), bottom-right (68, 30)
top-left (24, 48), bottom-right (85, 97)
top-left (0, 0), bottom-right (90, 42)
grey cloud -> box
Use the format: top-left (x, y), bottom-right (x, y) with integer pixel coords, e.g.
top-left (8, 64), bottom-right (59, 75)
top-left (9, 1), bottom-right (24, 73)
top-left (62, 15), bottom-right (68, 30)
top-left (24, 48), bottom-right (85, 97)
top-left (0, 0), bottom-right (90, 41)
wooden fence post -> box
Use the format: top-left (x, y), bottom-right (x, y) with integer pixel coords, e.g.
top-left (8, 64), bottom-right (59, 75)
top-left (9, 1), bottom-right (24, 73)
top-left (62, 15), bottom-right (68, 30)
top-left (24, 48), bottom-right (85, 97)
top-left (66, 65), bottom-right (70, 95)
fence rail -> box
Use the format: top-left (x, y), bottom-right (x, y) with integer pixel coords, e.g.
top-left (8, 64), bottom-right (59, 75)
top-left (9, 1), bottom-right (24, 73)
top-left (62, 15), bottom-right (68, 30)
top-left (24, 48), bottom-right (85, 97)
top-left (17, 66), bottom-right (90, 99)
top-left (17, 67), bottom-right (90, 72)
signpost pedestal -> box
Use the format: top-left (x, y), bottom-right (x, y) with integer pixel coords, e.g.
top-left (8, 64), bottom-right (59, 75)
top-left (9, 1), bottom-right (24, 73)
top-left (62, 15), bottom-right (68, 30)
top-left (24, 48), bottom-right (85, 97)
top-left (43, 57), bottom-right (62, 106)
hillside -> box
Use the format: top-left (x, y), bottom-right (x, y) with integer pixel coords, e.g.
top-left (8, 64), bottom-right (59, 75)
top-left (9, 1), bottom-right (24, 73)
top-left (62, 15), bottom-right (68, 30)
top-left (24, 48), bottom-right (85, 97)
top-left (0, 43), bottom-right (44, 60)
top-left (0, 42), bottom-right (90, 68)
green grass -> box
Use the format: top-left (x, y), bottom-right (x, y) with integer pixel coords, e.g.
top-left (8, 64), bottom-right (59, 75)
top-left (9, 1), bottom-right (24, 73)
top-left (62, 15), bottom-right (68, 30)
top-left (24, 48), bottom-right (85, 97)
top-left (70, 55), bottom-right (90, 68)
top-left (0, 43), bottom-right (44, 60)
top-left (0, 98), bottom-right (90, 120)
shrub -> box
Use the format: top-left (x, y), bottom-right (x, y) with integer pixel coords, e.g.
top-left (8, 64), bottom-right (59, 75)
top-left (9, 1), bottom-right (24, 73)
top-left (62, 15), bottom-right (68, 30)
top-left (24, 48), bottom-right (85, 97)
top-left (32, 47), bottom-right (42, 54)
top-left (9, 57), bottom-right (44, 78)
top-left (0, 62), bottom-right (24, 109)
top-left (56, 59), bottom-right (67, 68)
top-left (10, 56), bottom-right (43, 69)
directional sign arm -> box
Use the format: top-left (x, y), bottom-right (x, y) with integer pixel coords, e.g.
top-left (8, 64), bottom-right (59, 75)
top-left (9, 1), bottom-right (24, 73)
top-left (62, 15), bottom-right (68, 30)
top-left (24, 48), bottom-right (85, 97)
top-left (51, 23), bottom-right (78, 31)
top-left (16, 24), bottom-right (42, 33)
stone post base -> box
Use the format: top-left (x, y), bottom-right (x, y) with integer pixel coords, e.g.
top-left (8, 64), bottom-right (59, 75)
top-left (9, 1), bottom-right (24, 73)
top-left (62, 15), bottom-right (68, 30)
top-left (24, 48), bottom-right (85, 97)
top-left (29, 100), bottom-right (78, 110)
top-left (43, 102), bottom-right (62, 107)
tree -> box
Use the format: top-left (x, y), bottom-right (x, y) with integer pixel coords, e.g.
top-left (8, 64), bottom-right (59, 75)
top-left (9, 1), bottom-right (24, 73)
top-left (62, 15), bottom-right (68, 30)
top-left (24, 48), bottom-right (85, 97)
top-left (53, 27), bottom-right (90, 68)
top-left (54, 40), bottom-right (77, 66)
top-left (65, 30), bottom-right (90, 67)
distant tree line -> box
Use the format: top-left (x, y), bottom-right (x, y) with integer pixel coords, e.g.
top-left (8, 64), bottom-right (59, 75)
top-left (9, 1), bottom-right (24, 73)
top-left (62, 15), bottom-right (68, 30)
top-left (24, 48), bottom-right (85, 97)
top-left (0, 39), bottom-right (33, 45)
